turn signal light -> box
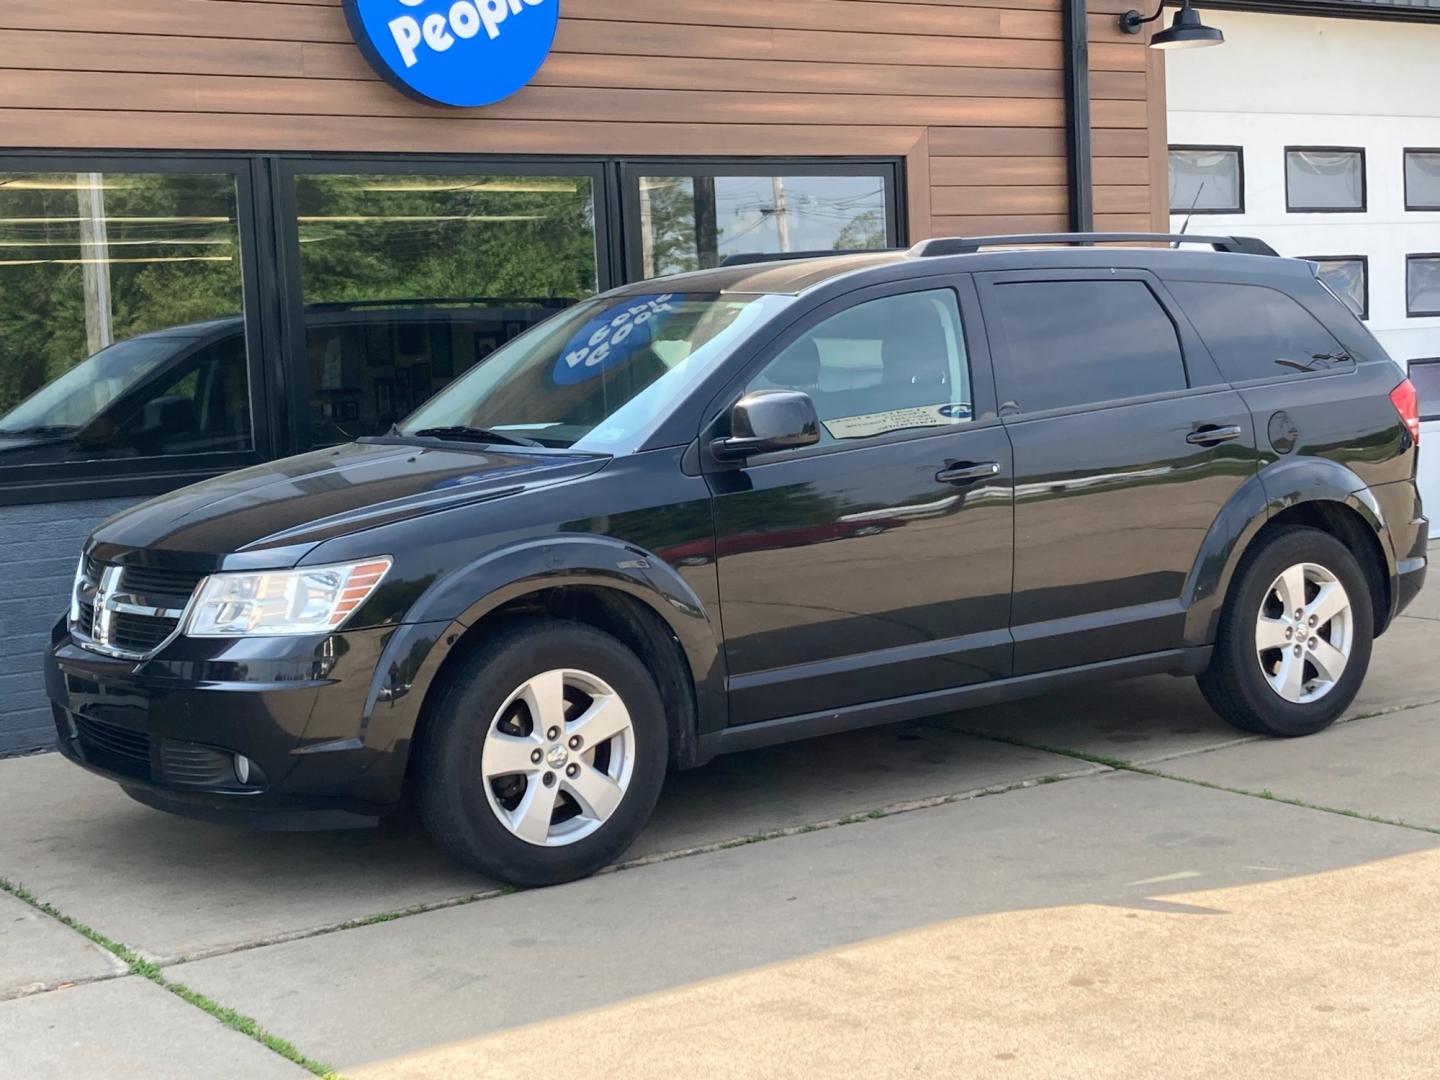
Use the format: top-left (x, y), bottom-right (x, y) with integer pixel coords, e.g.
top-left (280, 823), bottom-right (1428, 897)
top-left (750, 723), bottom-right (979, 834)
top-left (1390, 378), bottom-right (1421, 446)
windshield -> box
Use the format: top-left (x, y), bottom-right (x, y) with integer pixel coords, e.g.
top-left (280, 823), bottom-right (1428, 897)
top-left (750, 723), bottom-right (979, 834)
top-left (398, 290), bottom-right (791, 452)
top-left (0, 334), bottom-right (191, 435)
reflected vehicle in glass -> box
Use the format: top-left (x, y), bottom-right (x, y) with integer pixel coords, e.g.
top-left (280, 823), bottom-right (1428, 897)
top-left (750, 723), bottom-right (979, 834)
top-left (46, 234), bottom-right (1427, 887)
top-left (0, 299), bottom-right (573, 464)
top-left (0, 320), bottom-right (250, 463)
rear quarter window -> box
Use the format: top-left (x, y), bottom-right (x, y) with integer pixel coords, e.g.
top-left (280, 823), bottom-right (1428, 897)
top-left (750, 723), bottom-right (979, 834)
top-left (1169, 280), bottom-right (1349, 384)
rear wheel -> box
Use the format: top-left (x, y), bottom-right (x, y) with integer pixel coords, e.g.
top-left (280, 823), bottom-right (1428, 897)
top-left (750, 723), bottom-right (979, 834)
top-left (1198, 526), bottom-right (1374, 737)
top-left (416, 618), bottom-right (668, 886)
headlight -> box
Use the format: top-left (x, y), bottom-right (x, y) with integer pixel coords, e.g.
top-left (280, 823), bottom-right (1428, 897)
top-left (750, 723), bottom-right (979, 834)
top-left (184, 558), bottom-right (392, 638)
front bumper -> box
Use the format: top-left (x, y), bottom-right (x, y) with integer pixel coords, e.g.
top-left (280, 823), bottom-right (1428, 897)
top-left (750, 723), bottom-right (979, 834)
top-left (45, 622), bottom-right (446, 829)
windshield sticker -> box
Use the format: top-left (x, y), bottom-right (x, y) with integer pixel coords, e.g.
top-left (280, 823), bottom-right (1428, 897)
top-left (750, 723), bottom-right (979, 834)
top-left (824, 402), bottom-right (972, 440)
top-left (554, 294), bottom-right (678, 386)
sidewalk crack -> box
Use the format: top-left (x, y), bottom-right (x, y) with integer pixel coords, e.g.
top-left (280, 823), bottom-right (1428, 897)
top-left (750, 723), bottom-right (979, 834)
top-left (0, 876), bottom-right (342, 1079)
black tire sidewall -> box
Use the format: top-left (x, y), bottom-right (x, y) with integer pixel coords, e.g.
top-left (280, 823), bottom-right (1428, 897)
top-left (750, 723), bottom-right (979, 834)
top-left (1217, 528), bottom-right (1373, 736)
top-left (418, 618), bottom-right (668, 886)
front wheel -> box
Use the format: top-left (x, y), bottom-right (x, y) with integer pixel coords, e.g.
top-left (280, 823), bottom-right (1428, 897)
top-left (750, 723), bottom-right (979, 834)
top-left (1198, 526), bottom-right (1374, 737)
top-left (416, 618), bottom-right (669, 886)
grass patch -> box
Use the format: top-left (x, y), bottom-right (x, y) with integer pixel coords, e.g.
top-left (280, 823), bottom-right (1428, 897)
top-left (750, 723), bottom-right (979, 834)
top-left (0, 877), bottom-right (340, 1079)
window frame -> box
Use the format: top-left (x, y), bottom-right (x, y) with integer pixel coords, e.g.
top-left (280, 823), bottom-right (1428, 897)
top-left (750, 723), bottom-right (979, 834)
top-left (975, 267), bottom-right (1219, 421)
top-left (1406, 253), bottom-right (1440, 318)
top-left (699, 274), bottom-right (998, 470)
top-left (616, 158), bottom-right (904, 284)
top-left (1167, 144), bottom-right (1245, 215)
top-left (1284, 146), bottom-right (1367, 214)
top-left (1298, 254), bottom-right (1369, 321)
top-left (0, 152), bottom-right (275, 506)
top-left (1403, 148), bottom-right (1440, 212)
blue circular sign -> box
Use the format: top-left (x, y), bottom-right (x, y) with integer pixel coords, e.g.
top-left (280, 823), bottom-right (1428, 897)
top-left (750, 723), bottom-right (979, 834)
top-left (343, 0), bottom-right (559, 108)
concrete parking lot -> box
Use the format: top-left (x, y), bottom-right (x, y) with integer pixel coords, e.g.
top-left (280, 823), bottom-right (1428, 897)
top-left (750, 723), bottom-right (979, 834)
top-left (4, 591), bottom-right (1440, 1078)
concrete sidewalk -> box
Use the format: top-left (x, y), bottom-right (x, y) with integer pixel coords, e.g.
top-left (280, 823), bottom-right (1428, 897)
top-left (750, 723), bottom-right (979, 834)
top-left (4, 609), bottom-right (1440, 1078)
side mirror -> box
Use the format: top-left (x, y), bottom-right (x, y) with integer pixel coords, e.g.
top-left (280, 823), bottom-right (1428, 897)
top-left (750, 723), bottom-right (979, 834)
top-left (712, 389), bottom-right (821, 460)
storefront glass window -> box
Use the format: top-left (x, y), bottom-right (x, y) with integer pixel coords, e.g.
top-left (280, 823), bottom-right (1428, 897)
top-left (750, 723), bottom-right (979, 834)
top-left (635, 174), bottom-right (891, 278)
top-left (0, 171), bottom-right (251, 467)
top-left (292, 172), bottom-right (598, 446)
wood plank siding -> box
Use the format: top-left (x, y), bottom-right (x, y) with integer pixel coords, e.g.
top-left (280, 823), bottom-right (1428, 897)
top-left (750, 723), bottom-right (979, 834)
top-left (0, 0), bottom-right (1167, 239)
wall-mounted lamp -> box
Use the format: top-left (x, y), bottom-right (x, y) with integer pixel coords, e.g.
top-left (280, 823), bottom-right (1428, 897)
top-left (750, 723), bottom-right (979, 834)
top-left (1120, 0), bottom-right (1225, 48)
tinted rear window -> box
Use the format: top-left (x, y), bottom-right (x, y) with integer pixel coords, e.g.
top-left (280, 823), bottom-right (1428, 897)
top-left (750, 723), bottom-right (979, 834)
top-left (991, 280), bottom-right (1186, 414)
top-left (1169, 280), bottom-right (1347, 384)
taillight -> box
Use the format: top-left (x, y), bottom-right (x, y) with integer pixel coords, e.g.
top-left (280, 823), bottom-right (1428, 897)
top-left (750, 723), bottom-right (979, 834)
top-left (1390, 377), bottom-right (1421, 446)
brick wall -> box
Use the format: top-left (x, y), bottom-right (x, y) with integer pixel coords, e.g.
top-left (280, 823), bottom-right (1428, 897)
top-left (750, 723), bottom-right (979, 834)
top-left (0, 497), bottom-right (140, 754)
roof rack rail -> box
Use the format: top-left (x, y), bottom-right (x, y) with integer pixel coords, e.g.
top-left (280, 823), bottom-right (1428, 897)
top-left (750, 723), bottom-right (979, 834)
top-left (718, 248), bottom-right (897, 267)
top-left (910, 233), bottom-right (1279, 258)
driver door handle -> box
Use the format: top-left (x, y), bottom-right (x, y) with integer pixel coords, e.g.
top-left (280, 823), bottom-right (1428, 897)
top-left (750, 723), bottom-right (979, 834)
top-left (1186, 424), bottom-right (1244, 446)
top-left (936, 461), bottom-right (1000, 485)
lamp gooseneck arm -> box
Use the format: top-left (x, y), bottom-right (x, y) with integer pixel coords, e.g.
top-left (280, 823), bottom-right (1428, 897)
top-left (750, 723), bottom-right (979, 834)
top-left (1119, 0), bottom-right (1169, 34)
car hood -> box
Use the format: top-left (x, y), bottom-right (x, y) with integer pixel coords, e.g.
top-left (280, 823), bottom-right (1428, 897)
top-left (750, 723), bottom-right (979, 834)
top-left (90, 440), bottom-right (610, 565)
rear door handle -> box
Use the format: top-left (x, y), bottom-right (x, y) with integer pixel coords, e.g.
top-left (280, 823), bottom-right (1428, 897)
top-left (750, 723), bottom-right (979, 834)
top-left (936, 461), bottom-right (1000, 485)
top-left (1186, 424), bottom-right (1244, 446)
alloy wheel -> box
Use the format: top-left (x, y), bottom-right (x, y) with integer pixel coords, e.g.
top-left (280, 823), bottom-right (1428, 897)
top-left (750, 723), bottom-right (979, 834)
top-left (480, 668), bottom-right (636, 847)
top-left (1254, 562), bottom-right (1353, 704)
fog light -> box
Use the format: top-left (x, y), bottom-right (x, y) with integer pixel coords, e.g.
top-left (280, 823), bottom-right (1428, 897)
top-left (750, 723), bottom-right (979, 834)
top-left (234, 754), bottom-right (252, 785)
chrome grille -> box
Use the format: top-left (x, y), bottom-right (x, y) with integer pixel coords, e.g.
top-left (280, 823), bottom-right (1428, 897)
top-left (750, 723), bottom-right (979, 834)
top-left (71, 557), bottom-right (206, 658)
top-left (120, 565), bottom-right (208, 598)
top-left (111, 612), bottom-right (179, 652)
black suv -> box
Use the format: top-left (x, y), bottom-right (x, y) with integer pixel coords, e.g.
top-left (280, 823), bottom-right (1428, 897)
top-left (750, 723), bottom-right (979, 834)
top-left (46, 233), bottom-right (1427, 886)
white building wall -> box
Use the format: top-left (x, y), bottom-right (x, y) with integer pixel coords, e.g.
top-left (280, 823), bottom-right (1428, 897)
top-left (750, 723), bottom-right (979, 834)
top-left (1166, 9), bottom-right (1440, 509)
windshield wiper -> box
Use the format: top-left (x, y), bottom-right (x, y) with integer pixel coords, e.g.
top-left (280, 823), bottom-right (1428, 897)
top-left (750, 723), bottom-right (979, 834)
top-left (406, 425), bottom-right (542, 448)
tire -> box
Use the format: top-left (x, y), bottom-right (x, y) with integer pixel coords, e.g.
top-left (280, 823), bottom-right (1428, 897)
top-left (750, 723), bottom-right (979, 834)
top-left (1198, 525), bottom-right (1374, 737)
top-left (416, 617), bottom-right (669, 886)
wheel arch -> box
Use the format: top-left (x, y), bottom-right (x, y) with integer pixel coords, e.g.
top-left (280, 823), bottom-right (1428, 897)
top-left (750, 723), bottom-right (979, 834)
top-left (1183, 457), bottom-right (1395, 647)
top-left (371, 537), bottom-right (724, 789)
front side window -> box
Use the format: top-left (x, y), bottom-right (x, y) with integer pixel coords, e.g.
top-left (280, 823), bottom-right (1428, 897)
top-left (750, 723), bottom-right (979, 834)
top-left (1168, 147), bottom-right (1243, 213)
top-left (1303, 257), bottom-right (1368, 320)
top-left (1169, 280), bottom-right (1348, 383)
top-left (292, 172), bottom-right (600, 447)
top-left (0, 171), bottom-right (252, 467)
top-left (1286, 149), bottom-right (1365, 212)
top-left (632, 171), bottom-right (893, 279)
top-left (990, 280), bottom-right (1186, 414)
top-left (1408, 256), bottom-right (1440, 317)
top-left (1404, 150), bottom-right (1440, 211)
top-left (400, 290), bottom-right (791, 452)
top-left (750, 289), bottom-right (973, 443)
